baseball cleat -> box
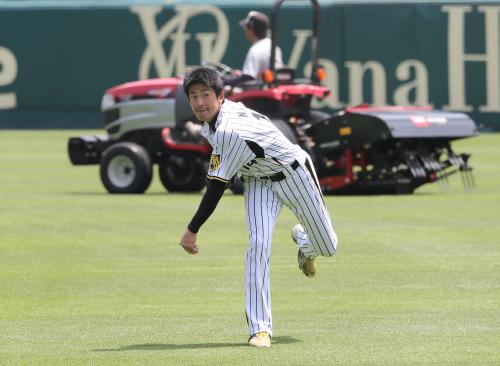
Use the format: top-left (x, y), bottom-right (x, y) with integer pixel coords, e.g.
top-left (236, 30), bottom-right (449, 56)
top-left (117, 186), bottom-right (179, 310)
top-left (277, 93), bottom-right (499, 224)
top-left (292, 224), bottom-right (317, 277)
top-left (249, 331), bottom-right (271, 348)
top-left (298, 249), bottom-right (317, 277)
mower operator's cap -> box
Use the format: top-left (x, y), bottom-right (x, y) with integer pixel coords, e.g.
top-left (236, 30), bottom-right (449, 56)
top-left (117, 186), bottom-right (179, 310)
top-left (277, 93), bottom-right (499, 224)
top-left (239, 11), bottom-right (269, 34)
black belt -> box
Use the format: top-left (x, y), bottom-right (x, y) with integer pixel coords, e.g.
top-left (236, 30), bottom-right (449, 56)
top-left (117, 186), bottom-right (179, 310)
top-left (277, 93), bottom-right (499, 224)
top-left (260, 160), bottom-right (300, 182)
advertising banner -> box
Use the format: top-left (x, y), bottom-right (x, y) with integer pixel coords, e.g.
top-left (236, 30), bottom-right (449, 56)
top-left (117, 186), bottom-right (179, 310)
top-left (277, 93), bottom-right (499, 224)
top-left (0, 2), bottom-right (499, 130)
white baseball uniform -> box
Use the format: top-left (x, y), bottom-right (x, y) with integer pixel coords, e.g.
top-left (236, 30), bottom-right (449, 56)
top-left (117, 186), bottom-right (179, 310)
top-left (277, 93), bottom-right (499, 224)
top-left (201, 99), bottom-right (337, 337)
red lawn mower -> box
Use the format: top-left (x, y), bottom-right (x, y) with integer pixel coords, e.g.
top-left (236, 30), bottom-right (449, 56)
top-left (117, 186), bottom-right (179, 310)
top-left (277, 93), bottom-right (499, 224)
top-left (68, 0), bottom-right (477, 194)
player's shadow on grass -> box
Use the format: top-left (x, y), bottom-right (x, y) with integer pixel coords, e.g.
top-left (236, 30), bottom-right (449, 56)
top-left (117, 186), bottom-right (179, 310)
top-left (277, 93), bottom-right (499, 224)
top-left (92, 336), bottom-right (301, 351)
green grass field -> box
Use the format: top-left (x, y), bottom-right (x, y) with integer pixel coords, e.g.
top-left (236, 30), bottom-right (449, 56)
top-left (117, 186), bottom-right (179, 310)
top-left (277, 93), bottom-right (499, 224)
top-left (1, 131), bottom-right (499, 365)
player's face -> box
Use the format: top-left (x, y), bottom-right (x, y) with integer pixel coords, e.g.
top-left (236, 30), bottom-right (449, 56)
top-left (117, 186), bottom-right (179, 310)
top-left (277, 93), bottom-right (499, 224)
top-left (188, 83), bottom-right (223, 122)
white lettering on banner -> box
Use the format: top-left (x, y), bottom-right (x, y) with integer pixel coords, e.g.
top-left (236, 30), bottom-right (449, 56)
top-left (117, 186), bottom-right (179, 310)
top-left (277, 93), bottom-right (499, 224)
top-left (311, 59), bottom-right (431, 109)
top-left (394, 60), bottom-right (431, 107)
top-left (478, 6), bottom-right (500, 112)
top-left (344, 61), bottom-right (387, 106)
top-left (291, 31), bottom-right (343, 108)
top-left (288, 30), bottom-right (312, 70)
top-left (130, 5), bottom-right (229, 79)
top-left (0, 46), bottom-right (17, 110)
top-left (442, 5), bottom-right (500, 112)
top-left (129, 4), bottom-right (498, 116)
top-left (290, 29), bottom-right (429, 108)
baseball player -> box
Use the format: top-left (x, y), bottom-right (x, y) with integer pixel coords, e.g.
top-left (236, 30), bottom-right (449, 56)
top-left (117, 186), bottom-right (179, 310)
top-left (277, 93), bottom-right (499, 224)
top-left (179, 67), bottom-right (338, 348)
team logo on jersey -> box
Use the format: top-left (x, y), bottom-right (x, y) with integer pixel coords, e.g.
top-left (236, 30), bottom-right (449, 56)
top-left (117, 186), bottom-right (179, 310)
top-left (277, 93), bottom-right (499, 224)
top-left (209, 154), bottom-right (221, 172)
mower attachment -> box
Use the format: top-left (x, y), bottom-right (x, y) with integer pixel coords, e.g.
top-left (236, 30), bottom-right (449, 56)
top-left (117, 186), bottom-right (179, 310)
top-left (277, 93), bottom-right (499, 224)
top-left (68, 135), bottom-right (110, 165)
top-left (306, 106), bottom-right (478, 194)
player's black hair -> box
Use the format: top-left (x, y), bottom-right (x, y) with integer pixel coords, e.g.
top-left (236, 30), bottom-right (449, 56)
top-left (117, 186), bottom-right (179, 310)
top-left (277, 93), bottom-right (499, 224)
top-left (183, 67), bottom-right (224, 97)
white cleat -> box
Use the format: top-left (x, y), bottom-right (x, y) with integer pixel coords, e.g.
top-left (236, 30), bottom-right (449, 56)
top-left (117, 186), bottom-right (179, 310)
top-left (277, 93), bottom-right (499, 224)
top-left (249, 331), bottom-right (271, 348)
top-left (297, 248), bottom-right (316, 277)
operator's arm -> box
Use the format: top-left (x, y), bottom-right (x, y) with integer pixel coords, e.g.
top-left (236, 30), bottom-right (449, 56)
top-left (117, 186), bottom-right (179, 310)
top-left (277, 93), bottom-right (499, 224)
top-left (179, 179), bottom-right (228, 254)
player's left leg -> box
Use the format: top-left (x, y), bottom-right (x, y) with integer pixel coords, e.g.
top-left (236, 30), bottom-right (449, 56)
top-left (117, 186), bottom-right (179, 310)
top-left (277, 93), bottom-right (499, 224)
top-left (243, 176), bottom-right (282, 338)
top-left (276, 155), bottom-right (338, 258)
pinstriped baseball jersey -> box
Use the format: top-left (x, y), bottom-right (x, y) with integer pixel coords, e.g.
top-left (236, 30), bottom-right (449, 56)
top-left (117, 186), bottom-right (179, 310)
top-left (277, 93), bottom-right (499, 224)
top-left (200, 99), bottom-right (337, 339)
top-left (201, 100), bottom-right (302, 182)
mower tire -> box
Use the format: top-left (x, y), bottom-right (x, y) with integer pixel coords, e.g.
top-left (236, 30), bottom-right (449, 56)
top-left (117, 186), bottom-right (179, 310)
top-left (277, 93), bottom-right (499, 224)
top-left (159, 156), bottom-right (207, 192)
top-left (100, 142), bottom-right (153, 194)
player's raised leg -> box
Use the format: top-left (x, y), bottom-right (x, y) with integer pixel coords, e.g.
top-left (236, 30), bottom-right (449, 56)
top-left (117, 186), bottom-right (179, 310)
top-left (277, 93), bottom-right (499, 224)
top-left (276, 157), bottom-right (337, 275)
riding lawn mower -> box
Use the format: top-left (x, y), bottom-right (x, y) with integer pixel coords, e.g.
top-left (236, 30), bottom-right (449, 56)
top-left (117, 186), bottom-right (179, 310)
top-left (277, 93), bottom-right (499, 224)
top-left (68, 0), bottom-right (478, 194)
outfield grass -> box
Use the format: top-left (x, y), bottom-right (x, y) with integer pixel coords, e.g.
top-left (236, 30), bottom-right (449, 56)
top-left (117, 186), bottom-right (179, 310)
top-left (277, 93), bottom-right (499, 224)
top-left (1, 130), bottom-right (499, 365)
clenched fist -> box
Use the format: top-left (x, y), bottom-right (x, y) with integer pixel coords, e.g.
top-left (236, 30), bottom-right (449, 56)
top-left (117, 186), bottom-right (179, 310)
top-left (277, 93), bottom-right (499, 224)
top-left (179, 229), bottom-right (199, 254)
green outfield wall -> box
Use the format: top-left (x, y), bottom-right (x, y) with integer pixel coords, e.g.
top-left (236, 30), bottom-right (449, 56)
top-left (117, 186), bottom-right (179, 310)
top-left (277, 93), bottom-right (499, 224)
top-left (1, 1), bottom-right (499, 130)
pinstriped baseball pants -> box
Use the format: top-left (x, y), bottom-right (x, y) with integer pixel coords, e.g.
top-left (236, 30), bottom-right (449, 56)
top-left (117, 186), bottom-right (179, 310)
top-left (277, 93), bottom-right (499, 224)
top-left (243, 155), bottom-right (338, 336)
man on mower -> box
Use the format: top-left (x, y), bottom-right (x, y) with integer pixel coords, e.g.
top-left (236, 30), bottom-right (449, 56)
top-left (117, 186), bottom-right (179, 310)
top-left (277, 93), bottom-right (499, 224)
top-left (224, 11), bottom-right (284, 86)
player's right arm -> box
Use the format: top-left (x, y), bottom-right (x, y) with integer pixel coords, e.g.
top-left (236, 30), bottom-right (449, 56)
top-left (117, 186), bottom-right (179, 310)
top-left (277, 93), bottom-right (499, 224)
top-left (187, 179), bottom-right (227, 233)
top-left (179, 179), bottom-right (227, 255)
top-left (180, 125), bottom-right (254, 254)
